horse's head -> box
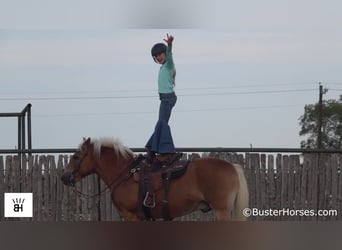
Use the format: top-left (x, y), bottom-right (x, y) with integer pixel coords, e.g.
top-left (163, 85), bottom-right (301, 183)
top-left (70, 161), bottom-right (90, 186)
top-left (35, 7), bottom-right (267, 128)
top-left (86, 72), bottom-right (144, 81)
top-left (61, 137), bottom-right (95, 186)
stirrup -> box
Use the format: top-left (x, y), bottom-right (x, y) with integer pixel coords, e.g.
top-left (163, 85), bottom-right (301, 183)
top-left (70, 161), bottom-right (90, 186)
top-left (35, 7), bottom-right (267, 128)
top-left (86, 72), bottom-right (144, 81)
top-left (143, 192), bottom-right (156, 208)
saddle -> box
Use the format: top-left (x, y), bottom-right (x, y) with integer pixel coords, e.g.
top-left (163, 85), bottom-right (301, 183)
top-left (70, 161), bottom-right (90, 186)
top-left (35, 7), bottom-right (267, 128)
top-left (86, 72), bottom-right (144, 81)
top-left (131, 153), bottom-right (189, 220)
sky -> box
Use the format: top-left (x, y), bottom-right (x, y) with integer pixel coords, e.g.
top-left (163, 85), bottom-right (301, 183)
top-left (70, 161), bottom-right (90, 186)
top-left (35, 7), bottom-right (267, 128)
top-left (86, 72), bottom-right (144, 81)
top-left (1, 0), bottom-right (342, 150)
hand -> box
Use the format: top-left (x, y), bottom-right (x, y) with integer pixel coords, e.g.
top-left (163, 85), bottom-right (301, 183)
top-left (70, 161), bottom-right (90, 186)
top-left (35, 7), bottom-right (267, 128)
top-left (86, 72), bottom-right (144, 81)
top-left (164, 34), bottom-right (174, 45)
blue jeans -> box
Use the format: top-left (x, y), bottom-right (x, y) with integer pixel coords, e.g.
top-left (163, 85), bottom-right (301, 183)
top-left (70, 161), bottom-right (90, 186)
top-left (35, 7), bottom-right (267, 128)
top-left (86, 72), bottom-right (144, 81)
top-left (158, 92), bottom-right (177, 122)
top-left (145, 92), bottom-right (177, 153)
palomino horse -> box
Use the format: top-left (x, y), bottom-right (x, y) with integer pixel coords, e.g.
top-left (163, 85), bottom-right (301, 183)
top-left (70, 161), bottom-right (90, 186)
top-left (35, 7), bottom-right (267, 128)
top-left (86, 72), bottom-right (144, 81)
top-left (61, 137), bottom-right (249, 221)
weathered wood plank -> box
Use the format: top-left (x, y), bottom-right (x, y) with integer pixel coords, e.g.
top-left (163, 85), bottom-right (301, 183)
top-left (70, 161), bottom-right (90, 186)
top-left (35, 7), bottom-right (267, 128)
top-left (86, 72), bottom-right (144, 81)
top-left (275, 154), bottom-right (282, 220)
top-left (43, 156), bottom-right (50, 221)
top-left (105, 189), bottom-right (112, 221)
top-left (88, 174), bottom-right (98, 221)
top-left (300, 154), bottom-right (308, 215)
top-left (37, 155), bottom-right (46, 221)
top-left (293, 155), bottom-right (301, 219)
top-left (32, 156), bottom-right (39, 221)
top-left (12, 156), bottom-right (21, 192)
top-left (0, 156), bottom-right (4, 221)
top-left (260, 154), bottom-right (267, 213)
top-left (100, 180), bottom-right (107, 221)
top-left (26, 156), bottom-right (34, 193)
top-left (267, 155), bottom-right (276, 211)
top-left (49, 155), bottom-right (57, 221)
top-left (288, 155), bottom-right (294, 214)
top-left (310, 154), bottom-right (318, 221)
top-left (281, 155), bottom-right (289, 216)
top-left (81, 177), bottom-right (88, 220)
top-left (246, 153), bottom-right (256, 220)
top-left (331, 154), bottom-right (338, 220)
top-left (56, 155), bottom-right (64, 221)
top-left (337, 154), bottom-right (342, 220)
top-left (5, 156), bottom-right (13, 193)
top-left (324, 154), bottom-right (332, 221)
top-left (317, 154), bottom-right (326, 220)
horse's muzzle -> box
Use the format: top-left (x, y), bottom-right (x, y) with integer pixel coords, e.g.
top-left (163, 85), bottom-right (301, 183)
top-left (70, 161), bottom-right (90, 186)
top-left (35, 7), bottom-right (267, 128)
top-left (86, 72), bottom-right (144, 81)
top-left (61, 172), bottom-right (76, 186)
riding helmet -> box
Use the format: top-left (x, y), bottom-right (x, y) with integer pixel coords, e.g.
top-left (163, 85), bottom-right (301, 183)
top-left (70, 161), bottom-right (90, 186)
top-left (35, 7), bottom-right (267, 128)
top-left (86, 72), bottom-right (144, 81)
top-left (151, 43), bottom-right (167, 58)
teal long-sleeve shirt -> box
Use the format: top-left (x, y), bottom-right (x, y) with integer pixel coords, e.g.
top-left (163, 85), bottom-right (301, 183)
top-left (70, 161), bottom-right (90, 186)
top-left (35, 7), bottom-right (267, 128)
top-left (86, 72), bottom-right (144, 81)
top-left (158, 45), bottom-right (176, 94)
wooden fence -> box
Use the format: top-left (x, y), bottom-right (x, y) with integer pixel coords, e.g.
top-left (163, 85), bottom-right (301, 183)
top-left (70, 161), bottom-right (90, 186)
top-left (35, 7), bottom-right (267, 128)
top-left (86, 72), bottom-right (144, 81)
top-left (0, 152), bottom-right (341, 221)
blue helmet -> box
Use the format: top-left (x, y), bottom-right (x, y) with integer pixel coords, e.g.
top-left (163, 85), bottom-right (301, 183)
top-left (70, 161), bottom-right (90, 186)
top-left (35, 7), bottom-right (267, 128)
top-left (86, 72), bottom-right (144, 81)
top-left (151, 43), bottom-right (167, 58)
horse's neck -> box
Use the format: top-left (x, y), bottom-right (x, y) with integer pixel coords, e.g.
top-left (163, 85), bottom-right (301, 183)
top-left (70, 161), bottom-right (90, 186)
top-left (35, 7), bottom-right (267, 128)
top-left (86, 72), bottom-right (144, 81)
top-left (96, 150), bottom-right (133, 187)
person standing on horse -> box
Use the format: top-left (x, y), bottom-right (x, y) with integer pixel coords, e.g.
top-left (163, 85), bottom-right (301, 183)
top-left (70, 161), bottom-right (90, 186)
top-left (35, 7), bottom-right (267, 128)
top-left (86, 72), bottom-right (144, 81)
top-left (145, 34), bottom-right (182, 165)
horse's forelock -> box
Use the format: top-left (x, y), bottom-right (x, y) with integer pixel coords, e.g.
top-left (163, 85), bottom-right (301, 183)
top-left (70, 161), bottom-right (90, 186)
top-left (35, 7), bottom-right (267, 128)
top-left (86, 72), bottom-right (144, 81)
top-left (88, 137), bottom-right (133, 158)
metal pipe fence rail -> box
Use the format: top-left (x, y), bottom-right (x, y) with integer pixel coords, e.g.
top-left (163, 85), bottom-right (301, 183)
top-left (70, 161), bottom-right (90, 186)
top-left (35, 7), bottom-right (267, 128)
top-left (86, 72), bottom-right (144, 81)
top-left (1, 147), bottom-right (342, 154)
top-left (0, 103), bottom-right (32, 156)
top-left (0, 149), bottom-right (342, 221)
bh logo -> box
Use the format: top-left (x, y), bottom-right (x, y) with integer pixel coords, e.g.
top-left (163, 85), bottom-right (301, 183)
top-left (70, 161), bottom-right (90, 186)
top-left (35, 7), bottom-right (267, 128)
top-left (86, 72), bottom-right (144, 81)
top-left (4, 193), bottom-right (33, 217)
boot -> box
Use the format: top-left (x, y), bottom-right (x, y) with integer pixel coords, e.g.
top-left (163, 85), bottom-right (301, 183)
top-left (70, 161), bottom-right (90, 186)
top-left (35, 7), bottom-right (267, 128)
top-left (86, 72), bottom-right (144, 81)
top-left (167, 152), bottom-right (183, 165)
top-left (156, 152), bottom-right (183, 166)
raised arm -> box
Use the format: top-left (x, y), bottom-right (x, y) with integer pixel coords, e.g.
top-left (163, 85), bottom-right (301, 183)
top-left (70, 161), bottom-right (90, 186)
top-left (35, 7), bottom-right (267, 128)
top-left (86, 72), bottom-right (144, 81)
top-left (164, 34), bottom-right (174, 50)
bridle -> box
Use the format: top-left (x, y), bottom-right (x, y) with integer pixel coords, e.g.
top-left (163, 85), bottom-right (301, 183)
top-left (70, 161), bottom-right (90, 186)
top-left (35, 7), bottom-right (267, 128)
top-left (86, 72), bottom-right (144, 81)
top-left (71, 150), bottom-right (88, 177)
top-left (69, 150), bottom-right (137, 199)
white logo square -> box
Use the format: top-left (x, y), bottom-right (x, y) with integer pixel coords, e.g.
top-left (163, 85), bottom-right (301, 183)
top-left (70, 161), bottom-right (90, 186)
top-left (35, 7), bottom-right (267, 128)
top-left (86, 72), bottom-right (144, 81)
top-left (4, 193), bottom-right (33, 218)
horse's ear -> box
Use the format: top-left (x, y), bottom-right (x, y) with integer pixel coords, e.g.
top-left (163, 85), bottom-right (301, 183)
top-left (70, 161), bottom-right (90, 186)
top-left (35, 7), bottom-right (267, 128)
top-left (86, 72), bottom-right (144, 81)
top-left (85, 137), bottom-right (91, 146)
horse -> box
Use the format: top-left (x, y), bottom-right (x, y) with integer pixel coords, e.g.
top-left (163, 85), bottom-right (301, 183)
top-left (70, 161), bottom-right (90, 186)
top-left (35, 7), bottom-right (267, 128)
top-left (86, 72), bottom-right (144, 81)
top-left (61, 137), bottom-right (249, 221)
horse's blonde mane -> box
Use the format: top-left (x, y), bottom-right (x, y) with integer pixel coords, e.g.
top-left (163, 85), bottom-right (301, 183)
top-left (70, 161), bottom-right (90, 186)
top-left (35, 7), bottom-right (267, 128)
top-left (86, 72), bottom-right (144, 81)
top-left (86, 137), bottom-right (133, 159)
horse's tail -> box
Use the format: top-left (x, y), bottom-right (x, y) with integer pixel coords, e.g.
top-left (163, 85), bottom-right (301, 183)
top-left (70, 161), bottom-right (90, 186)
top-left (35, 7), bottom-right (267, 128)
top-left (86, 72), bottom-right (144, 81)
top-left (232, 163), bottom-right (249, 221)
